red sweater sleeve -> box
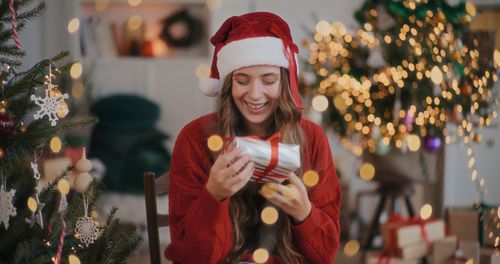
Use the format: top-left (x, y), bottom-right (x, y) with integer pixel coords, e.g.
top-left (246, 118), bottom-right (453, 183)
top-left (291, 122), bottom-right (341, 263)
top-left (164, 125), bottom-right (233, 264)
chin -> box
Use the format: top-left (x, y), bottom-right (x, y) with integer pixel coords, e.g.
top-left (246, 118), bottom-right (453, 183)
top-left (241, 111), bottom-right (273, 125)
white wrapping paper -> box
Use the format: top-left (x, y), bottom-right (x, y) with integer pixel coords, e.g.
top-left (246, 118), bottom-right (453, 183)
top-left (233, 136), bottom-right (300, 183)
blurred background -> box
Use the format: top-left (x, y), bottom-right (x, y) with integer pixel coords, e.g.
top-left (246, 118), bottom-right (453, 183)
top-left (18, 0), bottom-right (499, 263)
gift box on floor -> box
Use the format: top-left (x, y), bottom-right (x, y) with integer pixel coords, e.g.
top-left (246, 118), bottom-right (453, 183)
top-left (447, 205), bottom-right (498, 247)
top-left (481, 248), bottom-right (500, 264)
top-left (432, 236), bottom-right (480, 264)
top-left (366, 251), bottom-right (419, 264)
top-left (432, 236), bottom-right (458, 264)
top-left (233, 134), bottom-right (300, 183)
top-left (381, 214), bottom-right (445, 256)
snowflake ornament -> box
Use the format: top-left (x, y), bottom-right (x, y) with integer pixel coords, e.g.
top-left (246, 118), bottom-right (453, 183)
top-left (31, 162), bottom-right (41, 180)
top-left (31, 84), bottom-right (69, 127)
top-left (75, 216), bottom-right (101, 247)
top-left (0, 183), bottom-right (17, 229)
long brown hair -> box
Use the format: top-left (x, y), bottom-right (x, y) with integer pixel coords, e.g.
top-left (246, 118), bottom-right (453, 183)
top-left (218, 68), bottom-right (305, 263)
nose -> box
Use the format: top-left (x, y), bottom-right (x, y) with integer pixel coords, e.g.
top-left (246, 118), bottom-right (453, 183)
top-left (247, 81), bottom-right (263, 100)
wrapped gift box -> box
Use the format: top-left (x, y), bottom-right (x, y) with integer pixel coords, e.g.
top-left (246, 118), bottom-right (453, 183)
top-left (447, 208), bottom-right (479, 242)
top-left (432, 236), bottom-right (480, 264)
top-left (366, 251), bottom-right (419, 264)
top-left (432, 236), bottom-right (458, 264)
top-left (381, 215), bottom-right (445, 254)
top-left (398, 242), bottom-right (428, 260)
top-left (233, 136), bottom-right (300, 183)
top-left (481, 248), bottom-right (500, 264)
top-left (447, 206), bottom-right (497, 247)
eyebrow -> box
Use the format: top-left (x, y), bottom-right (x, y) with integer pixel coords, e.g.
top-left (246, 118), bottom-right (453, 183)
top-left (233, 72), bottom-right (279, 78)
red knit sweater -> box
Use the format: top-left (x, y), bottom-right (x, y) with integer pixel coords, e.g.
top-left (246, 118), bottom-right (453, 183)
top-left (165, 113), bottom-right (341, 264)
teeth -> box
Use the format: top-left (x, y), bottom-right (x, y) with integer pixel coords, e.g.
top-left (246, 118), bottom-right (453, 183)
top-left (246, 101), bottom-right (266, 109)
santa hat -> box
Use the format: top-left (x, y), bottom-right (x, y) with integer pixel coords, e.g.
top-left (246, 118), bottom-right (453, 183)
top-left (199, 12), bottom-right (303, 109)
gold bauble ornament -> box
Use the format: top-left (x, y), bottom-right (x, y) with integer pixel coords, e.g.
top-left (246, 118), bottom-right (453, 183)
top-left (473, 133), bottom-right (482, 143)
top-left (58, 178), bottom-right (71, 195)
top-left (0, 147), bottom-right (4, 159)
top-left (56, 101), bottom-right (69, 118)
top-left (49, 86), bottom-right (62, 97)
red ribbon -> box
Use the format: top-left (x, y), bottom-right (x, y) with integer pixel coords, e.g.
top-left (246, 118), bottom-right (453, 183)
top-left (270, 24), bottom-right (302, 110)
top-left (376, 251), bottom-right (390, 264)
top-left (252, 132), bottom-right (280, 182)
top-left (221, 132), bottom-right (282, 183)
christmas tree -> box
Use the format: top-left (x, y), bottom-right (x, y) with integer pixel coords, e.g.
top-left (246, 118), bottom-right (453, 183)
top-left (304, 0), bottom-right (499, 156)
top-left (303, 0), bottom-right (500, 249)
top-left (0, 1), bottom-right (140, 263)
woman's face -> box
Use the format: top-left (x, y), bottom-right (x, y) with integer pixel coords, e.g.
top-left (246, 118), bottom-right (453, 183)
top-left (231, 65), bottom-right (281, 133)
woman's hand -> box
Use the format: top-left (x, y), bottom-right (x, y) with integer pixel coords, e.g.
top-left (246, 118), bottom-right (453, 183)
top-left (206, 147), bottom-right (254, 200)
top-left (259, 172), bottom-right (312, 223)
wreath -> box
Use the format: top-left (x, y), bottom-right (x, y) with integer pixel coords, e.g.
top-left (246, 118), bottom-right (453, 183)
top-left (160, 9), bottom-right (203, 48)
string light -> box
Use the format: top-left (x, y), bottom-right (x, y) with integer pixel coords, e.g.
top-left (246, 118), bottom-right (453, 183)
top-left (420, 204), bottom-right (433, 220)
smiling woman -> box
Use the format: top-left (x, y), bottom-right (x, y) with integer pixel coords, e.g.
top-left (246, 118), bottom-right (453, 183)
top-left (231, 66), bottom-right (282, 136)
top-left (165, 12), bottom-right (341, 264)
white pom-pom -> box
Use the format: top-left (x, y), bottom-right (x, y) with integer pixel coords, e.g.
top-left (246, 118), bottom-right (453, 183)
top-left (199, 78), bottom-right (222, 97)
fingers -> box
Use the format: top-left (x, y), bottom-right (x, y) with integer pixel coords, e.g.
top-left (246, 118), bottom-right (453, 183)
top-left (213, 147), bottom-right (241, 170)
top-left (260, 185), bottom-right (291, 208)
top-left (288, 172), bottom-right (307, 193)
top-left (227, 160), bottom-right (254, 190)
top-left (228, 154), bottom-right (251, 175)
top-left (263, 183), bottom-right (299, 201)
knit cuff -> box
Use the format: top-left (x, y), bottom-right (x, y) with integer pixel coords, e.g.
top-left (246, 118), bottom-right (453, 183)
top-left (200, 185), bottom-right (230, 214)
top-left (291, 205), bottom-right (320, 241)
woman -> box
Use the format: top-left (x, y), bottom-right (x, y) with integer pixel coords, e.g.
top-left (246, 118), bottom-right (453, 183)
top-left (165, 12), bottom-right (341, 264)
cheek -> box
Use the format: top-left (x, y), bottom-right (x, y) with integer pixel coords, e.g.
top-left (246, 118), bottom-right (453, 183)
top-left (231, 83), bottom-right (243, 99)
top-left (265, 84), bottom-right (281, 100)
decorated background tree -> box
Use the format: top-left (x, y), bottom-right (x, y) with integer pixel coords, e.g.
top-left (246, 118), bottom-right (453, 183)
top-left (304, 0), bottom-right (498, 155)
top-left (303, 0), bottom-right (499, 248)
top-left (0, 1), bottom-right (140, 262)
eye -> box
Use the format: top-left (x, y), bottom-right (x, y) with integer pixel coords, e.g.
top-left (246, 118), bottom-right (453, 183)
top-left (234, 77), bottom-right (249, 85)
top-left (263, 79), bottom-right (277, 86)
top-left (236, 80), bottom-right (250, 85)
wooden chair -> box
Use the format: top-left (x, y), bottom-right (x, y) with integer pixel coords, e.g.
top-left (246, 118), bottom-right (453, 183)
top-left (144, 171), bottom-right (170, 264)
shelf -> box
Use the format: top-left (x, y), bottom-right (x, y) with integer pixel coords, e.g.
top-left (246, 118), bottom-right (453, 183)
top-left (78, 0), bottom-right (210, 59)
top-left (80, 0), bottom-right (207, 4)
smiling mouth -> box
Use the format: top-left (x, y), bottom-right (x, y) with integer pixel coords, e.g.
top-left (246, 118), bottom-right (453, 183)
top-left (245, 101), bottom-right (268, 111)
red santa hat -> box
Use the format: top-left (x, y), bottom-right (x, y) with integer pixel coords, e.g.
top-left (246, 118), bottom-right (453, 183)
top-left (199, 12), bottom-right (303, 109)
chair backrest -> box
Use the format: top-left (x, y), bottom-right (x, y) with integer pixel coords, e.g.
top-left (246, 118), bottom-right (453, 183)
top-left (144, 171), bottom-right (169, 264)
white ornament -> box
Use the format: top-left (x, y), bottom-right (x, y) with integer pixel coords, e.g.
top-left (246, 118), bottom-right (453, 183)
top-left (75, 149), bottom-right (92, 173)
top-left (0, 183), bottom-right (17, 229)
top-left (31, 162), bottom-right (41, 180)
top-left (74, 173), bottom-right (93, 193)
top-left (303, 71), bottom-right (317, 86)
top-left (31, 84), bottom-right (69, 127)
top-left (75, 216), bottom-right (100, 247)
top-left (75, 197), bottom-right (100, 247)
top-left (58, 195), bottom-right (68, 214)
top-left (367, 46), bottom-right (387, 68)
